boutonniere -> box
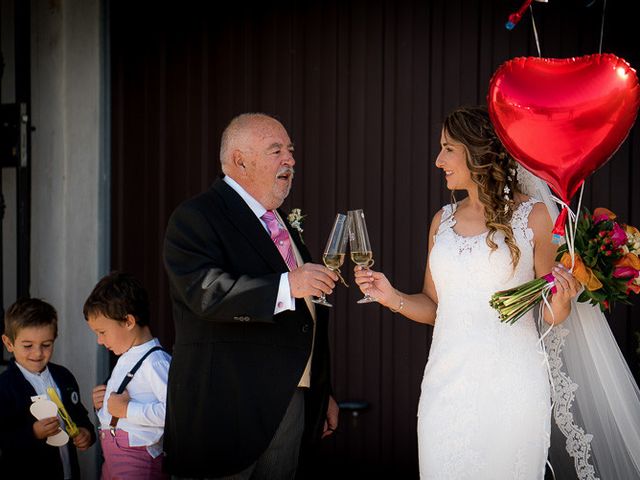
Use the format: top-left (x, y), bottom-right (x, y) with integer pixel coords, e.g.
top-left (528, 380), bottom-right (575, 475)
top-left (287, 208), bottom-right (306, 243)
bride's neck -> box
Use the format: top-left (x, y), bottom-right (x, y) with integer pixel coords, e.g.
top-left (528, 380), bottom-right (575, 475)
top-left (463, 186), bottom-right (483, 211)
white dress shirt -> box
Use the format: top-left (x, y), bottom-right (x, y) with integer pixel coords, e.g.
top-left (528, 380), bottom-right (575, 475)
top-left (16, 362), bottom-right (72, 479)
top-left (223, 175), bottom-right (296, 313)
top-left (96, 338), bottom-right (171, 458)
top-left (222, 176), bottom-right (318, 387)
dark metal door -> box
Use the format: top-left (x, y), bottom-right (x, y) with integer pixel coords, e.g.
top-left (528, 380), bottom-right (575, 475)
top-left (111, 1), bottom-right (640, 476)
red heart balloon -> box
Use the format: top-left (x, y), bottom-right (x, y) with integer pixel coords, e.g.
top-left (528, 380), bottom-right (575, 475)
top-left (488, 54), bottom-right (640, 203)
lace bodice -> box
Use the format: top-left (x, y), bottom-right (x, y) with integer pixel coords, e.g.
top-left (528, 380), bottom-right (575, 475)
top-left (432, 199), bottom-right (538, 299)
top-left (428, 199), bottom-right (543, 344)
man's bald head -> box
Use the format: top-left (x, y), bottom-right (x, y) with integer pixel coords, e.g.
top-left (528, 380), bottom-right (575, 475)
top-left (220, 113), bottom-right (282, 173)
top-left (218, 113), bottom-right (295, 210)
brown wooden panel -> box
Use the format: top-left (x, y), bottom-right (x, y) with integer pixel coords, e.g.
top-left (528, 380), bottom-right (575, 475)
top-left (111, 1), bottom-right (640, 476)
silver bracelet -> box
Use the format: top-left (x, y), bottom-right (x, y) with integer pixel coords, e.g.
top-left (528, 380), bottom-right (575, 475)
top-left (389, 294), bottom-right (404, 313)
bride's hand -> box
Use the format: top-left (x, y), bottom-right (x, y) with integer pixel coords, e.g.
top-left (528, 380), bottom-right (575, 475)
top-left (552, 264), bottom-right (581, 305)
top-left (354, 266), bottom-right (395, 307)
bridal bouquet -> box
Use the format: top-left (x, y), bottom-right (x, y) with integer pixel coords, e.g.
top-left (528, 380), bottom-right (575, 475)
top-left (490, 207), bottom-right (640, 324)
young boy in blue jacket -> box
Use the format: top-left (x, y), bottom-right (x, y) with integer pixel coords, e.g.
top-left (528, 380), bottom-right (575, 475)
top-left (0, 298), bottom-right (95, 479)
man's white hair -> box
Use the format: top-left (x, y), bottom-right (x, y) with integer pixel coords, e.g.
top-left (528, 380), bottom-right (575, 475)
top-left (219, 113), bottom-right (277, 173)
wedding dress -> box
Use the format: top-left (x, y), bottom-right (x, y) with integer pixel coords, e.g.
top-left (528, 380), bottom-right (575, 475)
top-left (418, 199), bottom-right (550, 479)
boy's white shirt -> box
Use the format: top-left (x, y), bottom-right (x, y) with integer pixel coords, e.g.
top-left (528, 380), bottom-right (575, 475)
top-left (16, 362), bottom-right (72, 479)
top-left (97, 337), bottom-right (171, 458)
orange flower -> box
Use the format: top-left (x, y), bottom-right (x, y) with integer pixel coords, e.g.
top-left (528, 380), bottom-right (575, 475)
top-left (624, 224), bottom-right (640, 236)
top-left (560, 252), bottom-right (603, 291)
top-left (593, 207), bottom-right (617, 221)
top-left (615, 253), bottom-right (640, 270)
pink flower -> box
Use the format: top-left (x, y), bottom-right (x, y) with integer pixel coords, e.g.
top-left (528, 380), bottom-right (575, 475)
top-left (613, 266), bottom-right (639, 279)
top-left (611, 223), bottom-right (628, 248)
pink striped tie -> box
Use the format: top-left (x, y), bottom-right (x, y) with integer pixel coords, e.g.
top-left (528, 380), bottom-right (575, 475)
top-left (262, 211), bottom-right (298, 271)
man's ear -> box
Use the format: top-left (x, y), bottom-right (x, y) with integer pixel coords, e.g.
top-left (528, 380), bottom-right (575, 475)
top-left (232, 149), bottom-right (247, 172)
top-left (1, 334), bottom-right (15, 353)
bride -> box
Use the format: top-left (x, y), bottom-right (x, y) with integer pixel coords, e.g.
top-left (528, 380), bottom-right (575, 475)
top-left (354, 106), bottom-right (582, 479)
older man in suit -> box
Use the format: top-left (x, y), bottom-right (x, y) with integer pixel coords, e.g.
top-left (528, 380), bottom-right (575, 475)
top-left (163, 113), bottom-right (339, 479)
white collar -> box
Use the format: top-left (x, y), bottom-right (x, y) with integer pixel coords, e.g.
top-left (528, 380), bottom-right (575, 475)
top-left (121, 337), bottom-right (161, 358)
top-left (15, 361), bottom-right (53, 382)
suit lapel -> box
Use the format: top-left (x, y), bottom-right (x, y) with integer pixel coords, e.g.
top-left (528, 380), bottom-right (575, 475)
top-left (48, 365), bottom-right (72, 407)
top-left (280, 208), bottom-right (312, 264)
top-left (277, 209), bottom-right (319, 320)
top-left (213, 179), bottom-right (289, 273)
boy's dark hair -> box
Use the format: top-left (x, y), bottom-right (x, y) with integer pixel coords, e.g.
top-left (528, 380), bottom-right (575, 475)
top-left (3, 298), bottom-right (58, 342)
top-left (83, 271), bottom-right (150, 327)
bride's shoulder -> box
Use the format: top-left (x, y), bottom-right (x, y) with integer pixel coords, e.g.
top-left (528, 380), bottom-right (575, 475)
top-left (429, 205), bottom-right (448, 232)
top-left (430, 209), bottom-right (444, 230)
top-left (514, 194), bottom-right (545, 216)
top-left (432, 203), bottom-right (456, 224)
top-left (525, 200), bottom-right (553, 236)
top-left (428, 203), bottom-right (457, 237)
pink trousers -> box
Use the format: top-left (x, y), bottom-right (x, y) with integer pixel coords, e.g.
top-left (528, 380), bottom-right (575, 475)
top-left (99, 429), bottom-right (168, 480)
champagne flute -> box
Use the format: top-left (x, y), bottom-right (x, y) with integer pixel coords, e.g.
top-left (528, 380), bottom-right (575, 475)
top-left (348, 209), bottom-right (376, 304)
top-left (312, 213), bottom-right (349, 307)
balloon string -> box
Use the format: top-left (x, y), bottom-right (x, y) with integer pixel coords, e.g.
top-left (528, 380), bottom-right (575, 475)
top-left (549, 186), bottom-right (586, 273)
top-left (537, 287), bottom-right (556, 413)
top-left (570, 183), bottom-right (586, 269)
top-left (564, 183), bottom-right (585, 271)
top-left (530, 5), bottom-right (542, 57)
top-left (599, 0), bottom-right (607, 54)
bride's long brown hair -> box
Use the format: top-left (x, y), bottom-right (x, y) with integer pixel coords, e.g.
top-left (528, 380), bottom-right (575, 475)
top-left (443, 106), bottom-right (522, 267)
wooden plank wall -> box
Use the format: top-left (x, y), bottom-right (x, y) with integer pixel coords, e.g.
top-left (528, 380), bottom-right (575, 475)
top-left (111, 0), bottom-right (640, 476)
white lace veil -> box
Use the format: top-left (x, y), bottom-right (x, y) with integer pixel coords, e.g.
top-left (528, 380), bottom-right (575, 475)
top-left (517, 164), bottom-right (640, 480)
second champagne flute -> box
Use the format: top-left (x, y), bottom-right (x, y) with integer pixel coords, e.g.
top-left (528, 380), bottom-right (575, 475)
top-left (348, 209), bottom-right (376, 304)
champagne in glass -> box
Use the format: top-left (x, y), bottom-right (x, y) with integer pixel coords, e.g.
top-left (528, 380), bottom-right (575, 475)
top-left (348, 209), bottom-right (376, 304)
top-left (313, 213), bottom-right (349, 307)
top-left (322, 252), bottom-right (345, 270)
top-left (350, 251), bottom-right (373, 266)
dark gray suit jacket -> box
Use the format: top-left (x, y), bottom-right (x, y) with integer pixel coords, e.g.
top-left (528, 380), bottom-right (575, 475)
top-left (163, 177), bottom-right (332, 478)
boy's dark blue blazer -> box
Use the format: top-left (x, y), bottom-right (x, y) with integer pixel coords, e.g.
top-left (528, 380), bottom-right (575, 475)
top-left (0, 358), bottom-right (96, 479)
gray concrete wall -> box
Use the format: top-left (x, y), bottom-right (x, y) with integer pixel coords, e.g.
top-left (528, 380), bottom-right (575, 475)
top-left (1, 0), bottom-right (17, 330)
top-left (29, 0), bottom-right (108, 477)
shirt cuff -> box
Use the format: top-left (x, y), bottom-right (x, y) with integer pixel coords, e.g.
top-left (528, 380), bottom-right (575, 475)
top-left (125, 400), bottom-right (143, 422)
top-left (275, 273), bottom-right (296, 314)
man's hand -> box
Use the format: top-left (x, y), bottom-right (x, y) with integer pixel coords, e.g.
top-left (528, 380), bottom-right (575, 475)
top-left (33, 417), bottom-right (61, 440)
top-left (289, 263), bottom-right (338, 299)
top-left (107, 390), bottom-right (130, 418)
top-left (73, 427), bottom-right (93, 450)
top-left (92, 384), bottom-right (106, 410)
top-left (321, 395), bottom-right (339, 439)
